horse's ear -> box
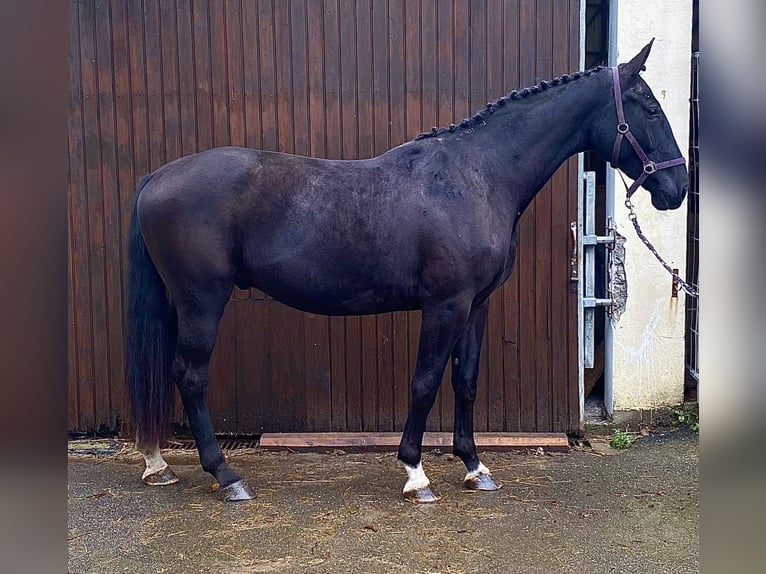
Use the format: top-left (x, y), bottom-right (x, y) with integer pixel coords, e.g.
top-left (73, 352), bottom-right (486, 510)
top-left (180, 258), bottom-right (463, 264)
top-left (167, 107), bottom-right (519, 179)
top-left (619, 38), bottom-right (654, 89)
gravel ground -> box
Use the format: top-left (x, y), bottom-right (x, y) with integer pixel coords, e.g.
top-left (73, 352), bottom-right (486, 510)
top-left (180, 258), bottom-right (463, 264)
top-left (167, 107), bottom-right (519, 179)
top-left (68, 429), bottom-right (698, 574)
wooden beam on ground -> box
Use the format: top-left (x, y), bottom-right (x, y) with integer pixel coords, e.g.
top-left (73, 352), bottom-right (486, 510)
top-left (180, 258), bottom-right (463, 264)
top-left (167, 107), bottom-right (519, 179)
top-left (258, 432), bottom-right (570, 452)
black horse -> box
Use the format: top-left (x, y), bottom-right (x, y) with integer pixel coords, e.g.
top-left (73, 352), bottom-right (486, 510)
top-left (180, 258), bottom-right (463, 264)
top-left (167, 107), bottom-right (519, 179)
top-left (126, 41), bottom-right (687, 502)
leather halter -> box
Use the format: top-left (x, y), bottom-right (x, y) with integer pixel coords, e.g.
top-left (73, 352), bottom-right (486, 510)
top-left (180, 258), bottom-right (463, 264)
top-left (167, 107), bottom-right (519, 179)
top-left (609, 66), bottom-right (698, 298)
top-left (610, 66), bottom-right (686, 197)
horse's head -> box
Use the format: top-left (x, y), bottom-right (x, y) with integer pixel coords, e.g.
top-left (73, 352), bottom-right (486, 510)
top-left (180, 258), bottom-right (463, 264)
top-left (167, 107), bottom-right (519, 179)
top-left (593, 40), bottom-right (689, 211)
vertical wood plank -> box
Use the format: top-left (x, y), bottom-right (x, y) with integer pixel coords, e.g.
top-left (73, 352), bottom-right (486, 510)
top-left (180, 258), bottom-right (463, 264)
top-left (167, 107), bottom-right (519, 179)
top-left (345, 314), bottom-right (363, 432)
top-left (550, 0), bottom-right (571, 432)
top-left (371, 0), bottom-right (389, 152)
top-left (209, 0), bottom-right (230, 148)
top-left (323, 0), bottom-right (348, 431)
top-left (225, 0), bottom-right (246, 148)
top-left (300, 0), bottom-right (332, 430)
top-left (428, 0), bottom-right (456, 432)
top-left (339, 0), bottom-right (359, 160)
top-left (361, 313), bottom-right (378, 431)
top-left (500, 0), bottom-right (521, 432)
top-left (329, 315), bottom-right (348, 431)
top-left (241, 0), bottom-right (268, 301)
top-left (533, 0), bottom-right (553, 431)
top-left (79, 0), bottom-right (107, 431)
top-left (471, 0), bottom-right (490, 433)
top-left (94, 0), bottom-right (123, 430)
top-left (453, 0), bottom-right (470, 121)
top-left (378, 0), bottom-right (408, 432)
top-left (398, 0), bottom-right (423, 431)
top-left (192, 0), bottom-right (213, 152)
top-left (235, 300), bottom-right (269, 432)
top-left (292, 0), bottom-right (310, 156)
top-left (203, 0), bottom-right (239, 427)
top-left (258, 0), bottom-right (278, 151)
top-left (419, 0), bottom-right (436, 133)
top-left (517, 0), bottom-right (537, 431)
top-left (486, 0), bottom-right (504, 100)
top-left (355, 0), bottom-right (373, 160)
top-left (160, 0), bottom-right (182, 162)
top-left (323, 0), bottom-right (342, 159)
top-left (111, 0), bottom-right (135, 306)
top-left (208, 304), bottom-right (238, 432)
top-left (435, 0), bottom-right (453, 129)
top-left (242, 0), bottom-right (263, 151)
top-left (339, 0), bottom-right (361, 430)
top-left (568, 0), bottom-right (582, 433)
top-left (302, 0), bottom-right (320, 157)
top-left (358, 0), bottom-right (378, 431)
top-left (275, 0), bottom-right (294, 153)
top-left (485, 0), bottom-right (506, 432)
top-left (68, 1), bottom-right (86, 430)
top-left (144, 0), bottom-right (166, 169)
top-left (268, 305), bottom-right (308, 431)
top-left (376, 313), bottom-right (394, 431)
top-left (177, 0), bottom-right (198, 156)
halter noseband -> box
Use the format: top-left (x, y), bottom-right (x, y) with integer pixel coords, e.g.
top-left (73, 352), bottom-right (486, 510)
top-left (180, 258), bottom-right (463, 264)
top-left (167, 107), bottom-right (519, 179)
top-left (610, 66), bottom-right (686, 197)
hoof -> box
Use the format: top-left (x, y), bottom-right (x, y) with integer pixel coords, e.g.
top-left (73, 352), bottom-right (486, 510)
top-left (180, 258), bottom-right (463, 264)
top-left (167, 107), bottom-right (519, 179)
top-left (215, 480), bottom-right (256, 502)
top-left (403, 485), bottom-right (441, 504)
top-left (464, 473), bottom-right (502, 491)
top-left (142, 467), bottom-right (179, 486)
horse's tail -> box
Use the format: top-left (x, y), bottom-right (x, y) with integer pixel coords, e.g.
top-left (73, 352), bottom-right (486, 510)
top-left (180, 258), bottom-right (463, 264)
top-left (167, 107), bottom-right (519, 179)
top-left (125, 173), bottom-right (176, 450)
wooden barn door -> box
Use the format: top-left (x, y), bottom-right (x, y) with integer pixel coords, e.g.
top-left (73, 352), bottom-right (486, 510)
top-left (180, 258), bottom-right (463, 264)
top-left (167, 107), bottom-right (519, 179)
top-left (68, 0), bottom-right (581, 436)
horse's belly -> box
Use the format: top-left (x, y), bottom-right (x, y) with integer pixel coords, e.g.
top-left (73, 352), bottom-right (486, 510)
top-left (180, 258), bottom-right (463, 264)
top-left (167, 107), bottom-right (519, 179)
top-left (238, 269), bottom-right (420, 316)
top-left (264, 285), bottom-right (420, 316)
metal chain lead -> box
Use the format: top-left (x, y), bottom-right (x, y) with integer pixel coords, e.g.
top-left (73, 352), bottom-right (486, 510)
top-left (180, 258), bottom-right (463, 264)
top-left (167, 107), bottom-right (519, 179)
top-left (624, 197), bottom-right (699, 298)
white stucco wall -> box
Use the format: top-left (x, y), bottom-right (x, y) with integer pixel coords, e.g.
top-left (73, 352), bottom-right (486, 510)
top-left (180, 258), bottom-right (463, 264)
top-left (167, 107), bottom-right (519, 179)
top-left (611, 1), bottom-right (693, 410)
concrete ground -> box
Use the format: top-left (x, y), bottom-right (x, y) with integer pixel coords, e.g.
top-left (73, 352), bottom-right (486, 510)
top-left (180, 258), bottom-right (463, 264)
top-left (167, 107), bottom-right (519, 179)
top-left (68, 429), bottom-right (698, 574)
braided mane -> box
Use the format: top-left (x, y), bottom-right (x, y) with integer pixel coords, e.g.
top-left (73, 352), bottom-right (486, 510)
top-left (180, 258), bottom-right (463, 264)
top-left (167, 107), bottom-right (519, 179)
top-left (414, 65), bottom-right (607, 140)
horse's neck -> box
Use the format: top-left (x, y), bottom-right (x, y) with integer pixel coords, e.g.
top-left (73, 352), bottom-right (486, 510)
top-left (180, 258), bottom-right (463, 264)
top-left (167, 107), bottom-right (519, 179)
top-left (477, 76), bottom-right (604, 210)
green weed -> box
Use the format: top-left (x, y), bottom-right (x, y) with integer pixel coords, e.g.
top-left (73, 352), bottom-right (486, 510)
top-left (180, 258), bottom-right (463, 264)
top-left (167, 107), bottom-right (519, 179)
top-left (671, 406), bottom-right (699, 432)
top-left (609, 429), bottom-right (637, 450)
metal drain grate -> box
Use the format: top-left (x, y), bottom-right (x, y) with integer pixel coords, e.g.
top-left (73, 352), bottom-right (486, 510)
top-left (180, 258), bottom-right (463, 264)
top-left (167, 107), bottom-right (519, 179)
top-left (166, 437), bottom-right (261, 450)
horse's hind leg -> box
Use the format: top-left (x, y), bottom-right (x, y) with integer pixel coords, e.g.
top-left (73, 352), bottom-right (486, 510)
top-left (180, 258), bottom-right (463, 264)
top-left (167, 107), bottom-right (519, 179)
top-left (139, 441), bottom-right (178, 486)
top-left (173, 288), bottom-right (255, 502)
top-left (451, 300), bottom-right (501, 491)
top-left (398, 299), bottom-right (471, 502)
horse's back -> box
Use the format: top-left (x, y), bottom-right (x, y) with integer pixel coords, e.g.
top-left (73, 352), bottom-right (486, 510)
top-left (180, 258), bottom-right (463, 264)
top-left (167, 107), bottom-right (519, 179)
top-left (135, 144), bottom-right (507, 315)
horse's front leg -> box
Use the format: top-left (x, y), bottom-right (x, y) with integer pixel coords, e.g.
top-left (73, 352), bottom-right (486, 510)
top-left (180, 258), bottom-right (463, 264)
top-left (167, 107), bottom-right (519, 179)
top-left (398, 299), bottom-right (471, 503)
top-left (451, 299), bottom-right (501, 491)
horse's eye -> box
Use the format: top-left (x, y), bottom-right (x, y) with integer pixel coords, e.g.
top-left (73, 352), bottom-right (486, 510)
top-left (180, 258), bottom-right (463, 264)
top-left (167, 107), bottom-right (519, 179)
top-left (648, 106), bottom-right (659, 116)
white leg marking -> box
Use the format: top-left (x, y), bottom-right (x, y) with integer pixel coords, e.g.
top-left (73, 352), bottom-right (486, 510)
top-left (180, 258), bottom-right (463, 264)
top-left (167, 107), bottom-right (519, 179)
top-left (141, 445), bottom-right (169, 480)
top-left (402, 462), bottom-right (430, 493)
top-left (464, 461), bottom-right (491, 482)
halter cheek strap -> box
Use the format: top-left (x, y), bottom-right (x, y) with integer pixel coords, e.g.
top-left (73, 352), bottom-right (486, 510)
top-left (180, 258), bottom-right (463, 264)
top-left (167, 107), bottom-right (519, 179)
top-left (610, 66), bottom-right (686, 198)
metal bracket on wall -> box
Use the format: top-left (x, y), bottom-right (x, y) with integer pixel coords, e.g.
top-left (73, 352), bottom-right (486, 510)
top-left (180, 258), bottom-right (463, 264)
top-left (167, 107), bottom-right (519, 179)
top-left (580, 171), bottom-right (616, 369)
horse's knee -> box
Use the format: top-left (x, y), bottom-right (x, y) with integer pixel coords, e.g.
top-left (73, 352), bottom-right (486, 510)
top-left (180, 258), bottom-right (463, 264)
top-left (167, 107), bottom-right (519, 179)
top-left (410, 381), bottom-right (439, 411)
